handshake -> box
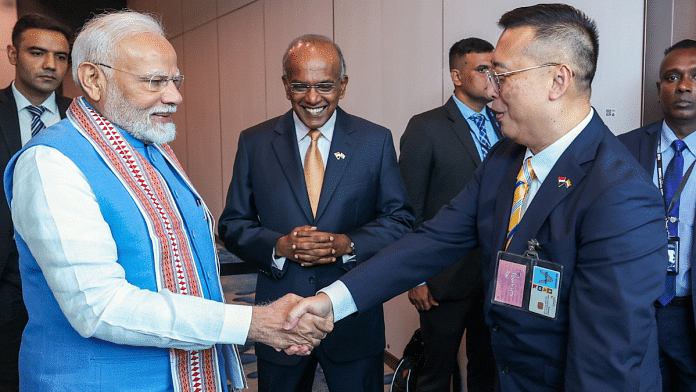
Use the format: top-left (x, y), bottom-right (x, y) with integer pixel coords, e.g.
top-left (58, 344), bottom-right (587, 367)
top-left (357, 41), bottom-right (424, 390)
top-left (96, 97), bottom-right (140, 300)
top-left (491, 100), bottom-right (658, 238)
top-left (247, 292), bottom-right (336, 355)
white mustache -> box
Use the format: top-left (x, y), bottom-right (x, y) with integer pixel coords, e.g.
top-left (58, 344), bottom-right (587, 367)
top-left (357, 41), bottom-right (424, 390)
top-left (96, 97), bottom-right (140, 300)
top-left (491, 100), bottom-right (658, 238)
top-left (149, 106), bottom-right (177, 115)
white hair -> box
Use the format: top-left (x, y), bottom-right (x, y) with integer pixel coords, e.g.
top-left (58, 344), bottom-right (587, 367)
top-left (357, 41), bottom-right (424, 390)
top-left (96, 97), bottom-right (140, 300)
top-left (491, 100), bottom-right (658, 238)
top-left (71, 10), bottom-right (165, 87)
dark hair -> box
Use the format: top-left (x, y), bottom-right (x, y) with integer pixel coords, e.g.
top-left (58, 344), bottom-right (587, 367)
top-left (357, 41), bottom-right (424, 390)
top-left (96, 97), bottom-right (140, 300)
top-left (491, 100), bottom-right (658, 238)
top-left (12, 14), bottom-right (73, 49)
top-left (282, 34), bottom-right (346, 80)
top-left (449, 37), bottom-right (494, 70)
top-left (499, 3), bottom-right (598, 92)
top-left (665, 39), bottom-right (696, 55)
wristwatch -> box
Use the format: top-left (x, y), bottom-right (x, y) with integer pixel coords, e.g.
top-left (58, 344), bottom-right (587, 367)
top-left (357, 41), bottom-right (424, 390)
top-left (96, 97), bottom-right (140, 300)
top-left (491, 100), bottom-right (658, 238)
top-left (349, 241), bottom-right (356, 255)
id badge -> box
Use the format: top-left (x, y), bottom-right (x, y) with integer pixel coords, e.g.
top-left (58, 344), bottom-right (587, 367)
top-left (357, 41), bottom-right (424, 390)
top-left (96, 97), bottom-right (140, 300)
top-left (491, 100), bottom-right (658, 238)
top-left (492, 240), bottom-right (563, 320)
top-left (667, 236), bottom-right (679, 275)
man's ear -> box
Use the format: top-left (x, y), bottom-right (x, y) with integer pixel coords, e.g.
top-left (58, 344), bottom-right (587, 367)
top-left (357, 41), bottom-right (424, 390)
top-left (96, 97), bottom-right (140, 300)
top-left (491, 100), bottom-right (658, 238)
top-left (7, 44), bottom-right (17, 66)
top-left (451, 69), bottom-right (462, 87)
top-left (78, 62), bottom-right (105, 102)
top-left (549, 64), bottom-right (573, 101)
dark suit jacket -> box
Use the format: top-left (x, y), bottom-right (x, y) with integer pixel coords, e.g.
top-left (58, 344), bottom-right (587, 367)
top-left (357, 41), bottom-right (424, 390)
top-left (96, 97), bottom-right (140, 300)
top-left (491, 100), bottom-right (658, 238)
top-left (339, 111), bottom-right (666, 391)
top-left (0, 85), bottom-right (71, 324)
top-left (619, 120), bottom-right (696, 326)
top-left (399, 97), bottom-right (501, 301)
top-left (219, 107), bottom-right (414, 365)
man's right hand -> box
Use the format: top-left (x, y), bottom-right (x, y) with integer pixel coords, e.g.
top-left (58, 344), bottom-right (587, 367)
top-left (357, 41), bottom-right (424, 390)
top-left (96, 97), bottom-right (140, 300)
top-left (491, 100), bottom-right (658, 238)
top-left (275, 226), bottom-right (337, 266)
top-left (408, 284), bottom-right (439, 311)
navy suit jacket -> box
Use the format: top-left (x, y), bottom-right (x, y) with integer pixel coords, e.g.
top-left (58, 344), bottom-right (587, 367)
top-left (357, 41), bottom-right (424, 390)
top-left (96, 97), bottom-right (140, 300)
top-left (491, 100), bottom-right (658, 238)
top-left (400, 97), bottom-right (502, 300)
top-left (339, 111), bottom-right (666, 391)
top-left (0, 85), bottom-right (71, 323)
top-left (619, 120), bottom-right (696, 327)
top-left (219, 107), bottom-right (414, 365)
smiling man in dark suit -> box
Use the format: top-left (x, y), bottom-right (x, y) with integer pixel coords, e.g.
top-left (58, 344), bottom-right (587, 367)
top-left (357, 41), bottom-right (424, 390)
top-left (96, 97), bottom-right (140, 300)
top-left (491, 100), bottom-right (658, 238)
top-left (0, 14), bottom-right (72, 391)
top-left (289, 4), bottom-right (667, 391)
top-left (619, 39), bottom-right (696, 392)
top-left (218, 34), bottom-right (413, 392)
top-left (399, 37), bottom-right (498, 392)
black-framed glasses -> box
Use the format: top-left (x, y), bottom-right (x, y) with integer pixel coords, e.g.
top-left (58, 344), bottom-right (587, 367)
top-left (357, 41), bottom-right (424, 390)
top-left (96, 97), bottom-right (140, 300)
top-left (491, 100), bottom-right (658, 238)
top-left (485, 63), bottom-right (560, 93)
top-left (287, 82), bottom-right (337, 94)
top-left (96, 63), bottom-right (184, 92)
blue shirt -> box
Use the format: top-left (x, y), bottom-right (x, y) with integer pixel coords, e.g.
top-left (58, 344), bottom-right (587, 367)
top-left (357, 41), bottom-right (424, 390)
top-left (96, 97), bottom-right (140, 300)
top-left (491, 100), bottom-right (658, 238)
top-left (654, 122), bottom-right (695, 296)
top-left (452, 94), bottom-right (499, 161)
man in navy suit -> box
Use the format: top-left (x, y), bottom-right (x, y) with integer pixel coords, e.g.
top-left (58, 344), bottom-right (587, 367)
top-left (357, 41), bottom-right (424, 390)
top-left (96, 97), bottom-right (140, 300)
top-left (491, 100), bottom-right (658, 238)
top-left (289, 4), bottom-right (667, 391)
top-left (619, 39), bottom-right (696, 392)
top-left (0, 14), bottom-right (72, 391)
top-left (218, 35), bottom-right (413, 392)
top-left (399, 37), bottom-right (498, 392)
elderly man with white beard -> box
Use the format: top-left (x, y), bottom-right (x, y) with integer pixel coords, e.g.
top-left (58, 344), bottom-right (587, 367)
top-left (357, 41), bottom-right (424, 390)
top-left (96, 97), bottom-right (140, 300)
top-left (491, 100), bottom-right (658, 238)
top-left (3, 10), bottom-right (332, 392)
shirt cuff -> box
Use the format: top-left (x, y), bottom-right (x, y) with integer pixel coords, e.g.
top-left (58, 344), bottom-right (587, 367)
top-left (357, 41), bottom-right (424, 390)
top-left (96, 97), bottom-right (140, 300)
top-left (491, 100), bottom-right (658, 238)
top-left (341, 254), bottom-right (356, 263)
top-left (318, 281), bottom-right (357, 322)
top-left (219, 304), bottom-right (253, 345)
top-left (272, 247), bottom-right (286, 270)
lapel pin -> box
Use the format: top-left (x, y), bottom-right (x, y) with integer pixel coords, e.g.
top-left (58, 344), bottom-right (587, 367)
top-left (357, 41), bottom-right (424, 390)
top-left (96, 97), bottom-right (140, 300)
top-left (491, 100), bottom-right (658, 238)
top-left (334, 152), bottom-right (345, 160)
top-left (557, 177), bottom-right (571, 188)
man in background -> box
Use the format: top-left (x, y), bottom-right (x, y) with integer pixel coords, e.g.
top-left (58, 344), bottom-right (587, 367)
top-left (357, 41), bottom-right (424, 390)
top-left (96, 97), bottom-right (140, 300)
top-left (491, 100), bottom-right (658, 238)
top-left (219, 34), bottom-right (413, 391)
top-left (289, 4), bottom-right (667, 390)
top-left (619, 39), bottom-right (696, 391)
top-left (5, 11), bottom-right (330, 391)
top-left (399, 37), bottom-right (498, 392)
top-left (0, 14), bottom-right (71, 391)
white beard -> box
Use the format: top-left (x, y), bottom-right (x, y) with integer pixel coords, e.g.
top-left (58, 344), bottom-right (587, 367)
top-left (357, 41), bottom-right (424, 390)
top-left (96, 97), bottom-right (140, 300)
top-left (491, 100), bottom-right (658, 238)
top-left (102, 83), bottom-right (177, 144)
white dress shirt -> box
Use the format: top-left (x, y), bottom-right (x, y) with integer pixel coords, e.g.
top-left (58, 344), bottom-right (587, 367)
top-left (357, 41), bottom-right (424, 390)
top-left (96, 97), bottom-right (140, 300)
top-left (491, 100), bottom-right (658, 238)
top-left (11, 81), bottom-right (63, 146)
top-left (11, 145), bottom-right (252, 349)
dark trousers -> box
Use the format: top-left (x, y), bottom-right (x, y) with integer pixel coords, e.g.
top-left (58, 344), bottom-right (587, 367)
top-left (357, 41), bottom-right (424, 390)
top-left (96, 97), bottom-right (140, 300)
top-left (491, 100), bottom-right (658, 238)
top-left (656, 300), bottom-right (696, 392)
top-left (257, 349), bottom-right (383, 392)
top-left (0, 289), bottom-right (26, 392)
top-left (417, 292), bottom-right (495, 392)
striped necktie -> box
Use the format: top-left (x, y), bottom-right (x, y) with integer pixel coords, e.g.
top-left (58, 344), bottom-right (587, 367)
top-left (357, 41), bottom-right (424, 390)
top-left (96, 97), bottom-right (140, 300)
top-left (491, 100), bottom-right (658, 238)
top-left (470, 113), bottom-right (492, 159)
top-left (27, 105), bottom-right (47, 137)
top-left (658, 139), bottom-right (686, 305)
top-left (505, 157), bottom-right (535, 250)
top-left (304, 130), bottom-right (324, 217)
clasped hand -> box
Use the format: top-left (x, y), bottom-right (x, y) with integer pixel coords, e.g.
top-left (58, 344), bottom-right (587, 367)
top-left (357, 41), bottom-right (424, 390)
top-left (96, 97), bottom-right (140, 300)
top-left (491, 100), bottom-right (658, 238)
top-left (248, 293), bottom-right (333, 355)
top-left (276, 226), bottom-right (352, 267)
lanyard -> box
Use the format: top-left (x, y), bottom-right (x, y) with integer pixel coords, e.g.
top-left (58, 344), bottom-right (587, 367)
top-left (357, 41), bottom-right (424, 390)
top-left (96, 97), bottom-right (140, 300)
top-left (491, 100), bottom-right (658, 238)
top-left (656, 137), bottom-right (696, 223)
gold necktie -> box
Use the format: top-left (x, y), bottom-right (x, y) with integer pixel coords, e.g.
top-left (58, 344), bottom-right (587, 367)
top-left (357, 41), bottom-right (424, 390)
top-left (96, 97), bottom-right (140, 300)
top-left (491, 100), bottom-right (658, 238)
top-left (304, 130), bottom-right (324, 217)
top-left (504, 157), bottom-right (535, 250)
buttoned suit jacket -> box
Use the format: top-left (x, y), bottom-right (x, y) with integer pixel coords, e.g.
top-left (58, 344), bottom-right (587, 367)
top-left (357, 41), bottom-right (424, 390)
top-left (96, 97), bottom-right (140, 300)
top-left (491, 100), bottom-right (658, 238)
top-left (0, 85), bottom-right (71, 325)
top-left (619, 120), bottom-right (696, 329)
top-left (399, 97), bottom-right (501, 301)
top-left (218, 107), bottom-right (414, 366)
top-left (339, 111), bottom-right (666, 391)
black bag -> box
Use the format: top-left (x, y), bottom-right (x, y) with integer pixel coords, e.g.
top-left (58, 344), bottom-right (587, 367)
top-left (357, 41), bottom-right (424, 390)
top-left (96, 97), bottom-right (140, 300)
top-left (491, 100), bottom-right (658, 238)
top-left (389, 329), bottom-right (426, 392)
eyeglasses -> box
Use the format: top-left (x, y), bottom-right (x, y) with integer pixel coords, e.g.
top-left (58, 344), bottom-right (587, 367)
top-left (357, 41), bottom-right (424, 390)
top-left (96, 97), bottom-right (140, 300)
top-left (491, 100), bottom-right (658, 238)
top-left (485, 63), bottom-right (560, 93)
top-left (96, 63), bottom-right (184, 92)
top-left (287, 82), bottom-right (337, 94)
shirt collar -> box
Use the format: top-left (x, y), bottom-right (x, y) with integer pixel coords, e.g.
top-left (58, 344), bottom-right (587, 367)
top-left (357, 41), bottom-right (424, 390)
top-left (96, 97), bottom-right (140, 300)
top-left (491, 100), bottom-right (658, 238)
top-left (660, 120), bottom-right (696, 155)
top-left (452, 94), bottom-right (487, 119)
top-left (525, 109), bottom-right (594, 184)
top-left (11, 80), bottom-right (59, 115)
top-left (293, 109), bottom-right (336, 143)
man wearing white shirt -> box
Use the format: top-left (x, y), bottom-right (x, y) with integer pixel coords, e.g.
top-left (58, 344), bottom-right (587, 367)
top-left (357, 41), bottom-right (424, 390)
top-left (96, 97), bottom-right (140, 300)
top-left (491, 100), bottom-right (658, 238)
top-left (4, 11), bottom-right (330, 391)
top-left (0, 14), bottom-right (71, 392)
top-left (218, 34), bottom-right (413, 391)
top-left (289, 4), bottom-right (667, 391)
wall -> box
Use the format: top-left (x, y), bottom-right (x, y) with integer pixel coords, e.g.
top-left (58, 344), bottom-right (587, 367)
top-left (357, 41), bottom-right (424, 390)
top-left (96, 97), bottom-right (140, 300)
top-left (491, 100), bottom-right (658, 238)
top-left (126, 0), bottom-right (646, 361)
top-left (0, 0), bottom-right (17, 86)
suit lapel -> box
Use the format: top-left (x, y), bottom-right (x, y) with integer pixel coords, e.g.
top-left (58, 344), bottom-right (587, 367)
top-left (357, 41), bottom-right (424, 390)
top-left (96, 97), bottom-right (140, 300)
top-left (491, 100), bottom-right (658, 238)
top-left (271, 111), bottom-right (315, 222)
top-left (638, 121), bottom-right (661, 174)
top-left (445, 97), bottom-right (482, 167)
top-left (0, 86), bottom-right (22, 154)
top-left (315, 108), bottom-right (356, 221)
top-left (493, 148), bottom-right (525, 251)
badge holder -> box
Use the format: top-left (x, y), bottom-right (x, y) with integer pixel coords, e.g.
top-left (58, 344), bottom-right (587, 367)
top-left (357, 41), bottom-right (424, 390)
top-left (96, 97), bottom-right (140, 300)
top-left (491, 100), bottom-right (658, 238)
top-left (667, 236), bottom-right (679, 275)
top-left (491, 239), bottom-right (563, 320)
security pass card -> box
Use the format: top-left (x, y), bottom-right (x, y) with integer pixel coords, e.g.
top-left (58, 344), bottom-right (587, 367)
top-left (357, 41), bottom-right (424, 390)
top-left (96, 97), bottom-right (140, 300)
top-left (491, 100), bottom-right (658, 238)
top-left (492, 257), bottom-right (528, 309)
top-left (528, 265), bottom-right (560, 319)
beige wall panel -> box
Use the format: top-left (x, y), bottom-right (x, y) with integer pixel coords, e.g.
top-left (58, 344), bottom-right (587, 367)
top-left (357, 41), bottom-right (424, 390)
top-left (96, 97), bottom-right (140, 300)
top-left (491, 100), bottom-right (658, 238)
top-left (169, 36), bottom-right (188, 171)
top-left (0, 3), bottom-right (16, 87)
top-left (183, 21), bottom-right (223, 218)
top-left (674, 0), bottom-right (696, 42)
top-left (127, 0), bottom-right (156, 14)
top-left (182, 0), bottom-right (217, 33)
top-left (263, 0), bottom-right (333, 119)
top-left (218, 2), bottom-right (266, 201)
top-left (218, 0), bottom-right (257, 17)
top-left (127, 0), bottom-right (183, 38)
top-left (335, 0), bottom-right (442, 155)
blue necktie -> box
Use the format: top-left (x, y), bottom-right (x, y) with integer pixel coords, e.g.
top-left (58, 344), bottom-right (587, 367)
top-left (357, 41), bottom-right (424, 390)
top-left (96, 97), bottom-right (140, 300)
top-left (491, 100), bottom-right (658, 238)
top-left (659, 139), bottom-right (686, 306)
top-left (27, 105), bottom-right (47, 137)
top-left (470, 113), bottom-right (492, 159)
